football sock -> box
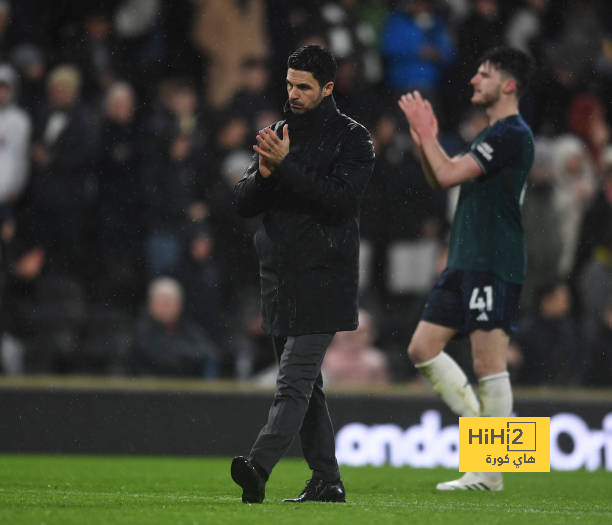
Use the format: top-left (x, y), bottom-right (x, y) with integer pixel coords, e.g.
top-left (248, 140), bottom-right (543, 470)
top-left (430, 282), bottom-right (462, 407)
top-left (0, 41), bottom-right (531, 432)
top-left (479, 371), bottom-right (512, 417)
top-left (415, 352), bottom-right (480, 417)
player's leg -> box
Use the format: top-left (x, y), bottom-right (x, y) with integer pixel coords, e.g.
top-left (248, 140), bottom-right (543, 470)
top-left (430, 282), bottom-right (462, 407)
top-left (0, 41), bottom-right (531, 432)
top-left (437, 272), bottom-right (519, 491)
top-left (298, 371), bottom-right (341, 483)
top-left (284, 370), bottom-right (346, 503)
top-left (466, 272), bottom-right (520, 418)
top-left (409, 321), bottom-right (480, 417)
top-left (249, 334), bottom-right (334, 473)
top-left (436, 329), bottom-right (509, 491)
top-left (471, 328), bottom-right (512, 417)
top-left (408, 269), bottom-right (480, 417)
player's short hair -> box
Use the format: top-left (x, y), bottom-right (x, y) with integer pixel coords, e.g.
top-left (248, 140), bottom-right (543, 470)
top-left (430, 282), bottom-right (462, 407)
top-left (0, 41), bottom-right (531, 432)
top-left (478, 47), bottom-right (534, 97)
top-left (287, 45), bottom-right (337, 88)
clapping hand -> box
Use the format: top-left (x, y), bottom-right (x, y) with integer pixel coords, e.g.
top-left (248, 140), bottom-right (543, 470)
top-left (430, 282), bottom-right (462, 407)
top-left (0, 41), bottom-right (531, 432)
top-left (253, 124), bottom-right (290, 178)
top-left (398, 91), bottom-right (438, 147)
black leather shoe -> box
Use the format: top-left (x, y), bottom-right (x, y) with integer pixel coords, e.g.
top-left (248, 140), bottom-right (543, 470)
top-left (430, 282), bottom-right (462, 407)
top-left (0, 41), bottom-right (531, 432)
top-left (231, 456), bottom-right (266, 503)
top-left (283, 478), bottom-right (346, 503)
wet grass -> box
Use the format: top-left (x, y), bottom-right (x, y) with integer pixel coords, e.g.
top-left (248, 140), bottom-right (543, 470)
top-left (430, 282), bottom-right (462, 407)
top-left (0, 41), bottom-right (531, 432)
top-left (1, 455), bottom-right (611, 524)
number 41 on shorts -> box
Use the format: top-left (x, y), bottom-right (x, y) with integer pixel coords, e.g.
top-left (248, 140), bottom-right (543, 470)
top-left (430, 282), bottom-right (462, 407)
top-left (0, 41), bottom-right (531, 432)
top-left (469, 286), bottom-right (493, 312)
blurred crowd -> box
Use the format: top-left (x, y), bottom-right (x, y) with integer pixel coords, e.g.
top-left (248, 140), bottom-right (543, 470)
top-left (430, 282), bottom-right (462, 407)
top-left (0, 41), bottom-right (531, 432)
top-left (0, 0), bottom-right (611, 388)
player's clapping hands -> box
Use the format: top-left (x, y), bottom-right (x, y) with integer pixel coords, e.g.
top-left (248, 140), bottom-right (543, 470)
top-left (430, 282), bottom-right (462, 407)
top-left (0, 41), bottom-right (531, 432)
top-left (398, 91), bottom-right (438, 146)
top-left (253, 124), bottom-right (290, 178)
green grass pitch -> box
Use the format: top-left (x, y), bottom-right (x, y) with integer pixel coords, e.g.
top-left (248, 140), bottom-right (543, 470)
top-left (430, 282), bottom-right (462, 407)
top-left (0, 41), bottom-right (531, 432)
top-left (1, 455), bottom-right (611, 524)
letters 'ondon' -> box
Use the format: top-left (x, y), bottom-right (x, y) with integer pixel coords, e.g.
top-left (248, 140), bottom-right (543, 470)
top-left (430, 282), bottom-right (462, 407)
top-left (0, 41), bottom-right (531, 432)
top-left (459, 417), bottom-right (550, 472)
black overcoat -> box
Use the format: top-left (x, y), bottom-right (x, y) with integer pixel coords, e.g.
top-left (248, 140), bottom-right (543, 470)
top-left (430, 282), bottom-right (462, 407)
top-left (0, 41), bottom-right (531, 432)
top-left (233, 95), bottom-right (375, 335)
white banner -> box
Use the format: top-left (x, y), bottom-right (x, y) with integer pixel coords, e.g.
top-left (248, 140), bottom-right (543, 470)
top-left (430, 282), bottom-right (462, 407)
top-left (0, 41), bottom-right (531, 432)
top-left (336, 410), bottom-right (612, 471)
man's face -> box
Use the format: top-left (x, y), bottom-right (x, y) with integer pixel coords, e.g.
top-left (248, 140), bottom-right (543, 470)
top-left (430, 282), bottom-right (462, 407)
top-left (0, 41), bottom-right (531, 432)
top-left (149, 290), bottom-right (182, 326)
top-left (470, 61), bottom-right (505, 107)
top-left (48, 81), bottom-right (78, 108)
top-left (286, 68), bottom-right (332, 114)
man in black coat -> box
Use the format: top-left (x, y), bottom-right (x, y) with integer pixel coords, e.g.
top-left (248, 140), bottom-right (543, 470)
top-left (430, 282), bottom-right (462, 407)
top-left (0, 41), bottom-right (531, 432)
top-left (230, 45), bottom-right (375, 504)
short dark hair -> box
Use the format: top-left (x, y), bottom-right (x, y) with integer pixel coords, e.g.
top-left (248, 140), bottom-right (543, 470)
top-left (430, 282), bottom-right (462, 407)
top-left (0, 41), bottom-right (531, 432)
top-left (478, 47), bottom-right (534, 97)
top-left (287, 45), bottom-right (337, 88)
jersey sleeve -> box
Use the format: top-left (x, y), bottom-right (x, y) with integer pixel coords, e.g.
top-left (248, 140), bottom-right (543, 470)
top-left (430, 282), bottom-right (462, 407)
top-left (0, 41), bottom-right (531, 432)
top-left (468, 125), bottom-right (524, 177)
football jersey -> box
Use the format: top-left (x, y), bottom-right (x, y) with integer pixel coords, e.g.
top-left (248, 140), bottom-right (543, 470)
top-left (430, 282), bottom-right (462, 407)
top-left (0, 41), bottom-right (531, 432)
top-left (447, 114), bottom-right (534, 284)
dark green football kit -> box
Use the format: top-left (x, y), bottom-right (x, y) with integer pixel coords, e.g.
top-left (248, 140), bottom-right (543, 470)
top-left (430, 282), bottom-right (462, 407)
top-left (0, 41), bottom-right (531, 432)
top-left (422, 114), bottom-right (535, 334)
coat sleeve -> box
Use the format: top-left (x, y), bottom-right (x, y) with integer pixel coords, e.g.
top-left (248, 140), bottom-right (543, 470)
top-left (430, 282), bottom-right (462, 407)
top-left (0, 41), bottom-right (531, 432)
top-left (275, 123), bottom-right (375, 218)
top-left (232, 153), bottom-right (279, 217)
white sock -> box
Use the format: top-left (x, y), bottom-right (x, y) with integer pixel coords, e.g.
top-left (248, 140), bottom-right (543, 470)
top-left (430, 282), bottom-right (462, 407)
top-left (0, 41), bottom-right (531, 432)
top-left (415, 352), bottom-right (480, 417)
top-left (479, 371), bottom-right (512, 417)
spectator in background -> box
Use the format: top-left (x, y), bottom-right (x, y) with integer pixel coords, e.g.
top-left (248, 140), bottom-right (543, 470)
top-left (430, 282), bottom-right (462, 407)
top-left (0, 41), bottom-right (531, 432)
top-left (362, 110), bottom-right (446, 380)
top-left (205, 149), bottom-right (265, 378)
top-left (381, 0), bottom-right (454, 103)
top-left (3, 240), bottom-right (86, 373)
top-left (206, 112), bottom-right (251, 187)
top-left (582, 295), bottom-right (612, 387)
top-left (198, 115), bottom-right (257, 359)
top-left (568, 93), bottom-right (610, 172)
top-left (456, 2), bottom-right (505, 78)
top-left (112, 0), bottom-right (164, 95)
top-left (0, 1), bottom-right (14, 61)
top-left (229, 57), bottom-right (278, 136)
top-left (552, 134), bottom-right (597, 278)
top-left (94, 81), bottom-right (144, 308)
top-left (206, 149), bottom-right (259, 296)
top-left (510, 280), bottom-right (580, 386)
top-left (332, 58), bottom-right (373, 124)
top-left (0, 64), bottom-right (31, 226)
top-left (68, 8), bottom-right (117, 104)
top-left (574, 146), bottom-right (612, 279)
top-left (535, 0), bottom-right (601, 134)
top-left (10, 44), bottom-right (46, 117)
top-left (130, 277), bottom-right (219, 377)
top-left (544, 0), bottom-right (603, 95)
top-left (174, 221), bottom-right (224, 349)
top-left (192, 0), bottom-right (269, 109)
top-left (27, 64), bottom-right (98, 279)
top-left (317, 0), bottom-right (384, 89)
top-left (141, 78), bottom-right (208, 277)
top-left (444, 0), bottom-right (504, 124)
top-left (358, 112), bottom-right (394, 304)
top-left (322, 309), bottom-right (390, 386)
top-left (520, 138), bottom-right (564, 313)
top-left (575, 146), bottom-right (612, 344)
top-left (504, 0), bottom-right (561, 134)
top-left (505, 0), bottom-right (551, 56)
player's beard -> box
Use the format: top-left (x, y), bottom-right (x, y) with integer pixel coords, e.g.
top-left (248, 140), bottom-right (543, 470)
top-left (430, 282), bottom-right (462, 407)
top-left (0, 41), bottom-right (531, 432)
top-left (289, 90), bottom-right (325, 114)
top-left (471, 86), bottom-right (501, 108)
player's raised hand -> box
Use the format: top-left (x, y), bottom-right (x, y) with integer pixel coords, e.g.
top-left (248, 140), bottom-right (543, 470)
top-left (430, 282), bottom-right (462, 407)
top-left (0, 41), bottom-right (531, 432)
top-left (399, 92), bottom-right (421, 146)
top-left (253, 124), bottom-right (290, 173)
top-left (257, 149), bottom-right (273, 178)
top-left (397, 92), bottom-right (416, 122)
top-left (398, 91), bottom-right (438, 143)
top-left (423, 100), bottom-right (439, 138)
top-left (408, 91), bottom-right (435, 136)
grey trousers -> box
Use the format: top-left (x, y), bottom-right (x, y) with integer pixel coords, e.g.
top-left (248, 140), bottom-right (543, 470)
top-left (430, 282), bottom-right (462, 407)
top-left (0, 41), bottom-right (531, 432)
top-left (249, 333), bottom-right (340, 482)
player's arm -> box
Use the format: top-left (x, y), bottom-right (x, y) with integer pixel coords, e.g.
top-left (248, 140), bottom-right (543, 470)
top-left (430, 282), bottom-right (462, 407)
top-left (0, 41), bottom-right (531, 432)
top-left (418, 133), bottom-right (482, 189)
top-left (233, 122), bottom-right (288, 217)
top-left (406, 109), bottom-right (442, 189)
top-left (400, 92), bottom-right (483, 189)
top-left (415, 145), bottom-right (441, 190)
